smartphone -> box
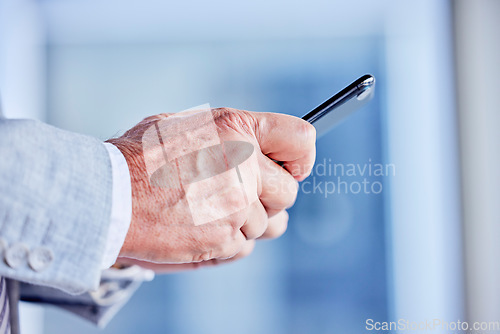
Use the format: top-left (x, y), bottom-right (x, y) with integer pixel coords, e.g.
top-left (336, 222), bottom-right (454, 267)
top-left (302, 74), bottom-right (375, 138)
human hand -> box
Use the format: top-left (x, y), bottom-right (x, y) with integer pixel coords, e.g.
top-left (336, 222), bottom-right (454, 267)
top-left (107, 107), bottom-right (315, 266)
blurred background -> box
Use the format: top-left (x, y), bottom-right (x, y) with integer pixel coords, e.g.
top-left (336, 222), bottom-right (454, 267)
top-left (0, 0), bottom-right (499, 333)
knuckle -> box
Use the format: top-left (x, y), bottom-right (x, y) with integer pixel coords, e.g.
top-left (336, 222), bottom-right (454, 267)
top-left (223, 192), bottom-right (248, 219)
top-left (264, 211), bottom-right (289, 239)
top-left (271, 177), bottom-right (298, 209)
top-left (274, 223), bottom-right (288, 238)
top-left (212, 108), bottom-right (255, 136)
top-left (256, 223), bottom-right (269, 239)
top-left (279, 212), bottom-right (289, 235)
top-left (219, 233), bottom-right (245, 259)
top-left (283, 191), bottom-right (298, 210)
top-left (193, 250), bottom-right (213, 262)
top-left (258, 213), bottom-right (270, 236)
top-left (219, 243), bottom-right (239, 260)
top-left (212, 223), bottom-right (233, 245)
top-left (244, 219), bottom-right (268, 240)
top-left (210, 223), bottom-right (242, 259)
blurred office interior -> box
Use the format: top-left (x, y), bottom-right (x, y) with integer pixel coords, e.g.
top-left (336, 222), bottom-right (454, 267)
top-left (0, 0), bottom-right (499, 333)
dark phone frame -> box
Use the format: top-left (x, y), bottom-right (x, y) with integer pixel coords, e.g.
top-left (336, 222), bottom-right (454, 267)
top-left (301, 74), bottom-right (375, 123)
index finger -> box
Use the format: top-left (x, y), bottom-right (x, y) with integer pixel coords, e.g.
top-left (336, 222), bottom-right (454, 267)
top-left (252, 112), bottom-right (316, 181)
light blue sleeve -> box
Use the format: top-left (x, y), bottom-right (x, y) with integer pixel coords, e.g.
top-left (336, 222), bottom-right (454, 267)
top-left (19, 265), bottom-right (154, 328)
top-left (0, 118), bottom-right (113, 294)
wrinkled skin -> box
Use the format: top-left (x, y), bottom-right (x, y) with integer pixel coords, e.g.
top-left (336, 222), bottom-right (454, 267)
top-left (107, 107), bottom-right (316, 272)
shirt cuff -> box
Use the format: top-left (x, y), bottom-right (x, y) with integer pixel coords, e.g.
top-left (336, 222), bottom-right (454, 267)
top-left (101, 142), bottom-right (132, 269)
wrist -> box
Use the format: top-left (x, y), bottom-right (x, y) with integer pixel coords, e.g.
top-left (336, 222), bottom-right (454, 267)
top-left (106, 139), bottom-right (141, 257)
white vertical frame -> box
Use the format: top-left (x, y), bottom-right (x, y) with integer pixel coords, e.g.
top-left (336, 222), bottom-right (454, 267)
top-left (454, 0), bottom-right (500, 325)
top-left (384, 0), bottom-right (464, 328)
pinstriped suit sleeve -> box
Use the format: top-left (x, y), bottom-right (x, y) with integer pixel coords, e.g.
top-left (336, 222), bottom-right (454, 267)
top-left (0, 118), bottom-right (113, 294)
